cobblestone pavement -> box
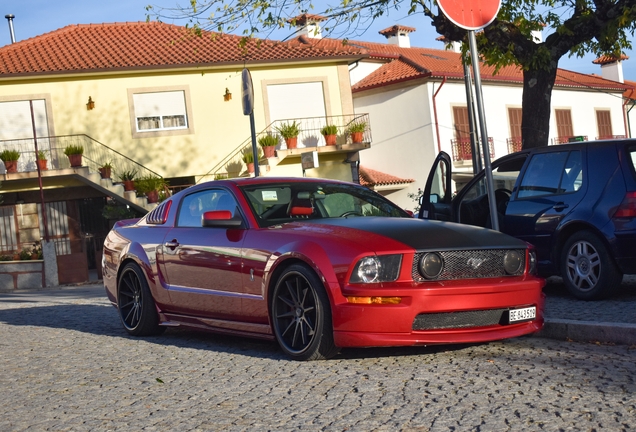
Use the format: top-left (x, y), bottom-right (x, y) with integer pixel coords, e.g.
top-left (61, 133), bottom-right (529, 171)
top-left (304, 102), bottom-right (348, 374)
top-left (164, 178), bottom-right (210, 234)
top-left (1, 286), bottom-right (635, 431)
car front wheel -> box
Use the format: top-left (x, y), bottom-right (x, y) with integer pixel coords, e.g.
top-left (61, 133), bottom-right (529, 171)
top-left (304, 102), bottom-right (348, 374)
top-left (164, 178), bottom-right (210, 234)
top-left (117, 262), bottom-right (165, 336)
top-left (561, 231), bottom-right (622, 300)
top-left (271, 264), bottom-right (339, 361)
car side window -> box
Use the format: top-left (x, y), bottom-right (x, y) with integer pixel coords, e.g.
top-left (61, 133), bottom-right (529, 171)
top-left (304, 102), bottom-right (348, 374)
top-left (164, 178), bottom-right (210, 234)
top-left (518, 151), bottom-right (574, 198)
top-left (177, 189), bottom-right (236, 227)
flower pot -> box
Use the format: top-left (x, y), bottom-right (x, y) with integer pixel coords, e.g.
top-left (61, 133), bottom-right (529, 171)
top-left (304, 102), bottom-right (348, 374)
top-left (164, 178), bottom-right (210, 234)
top-left (262, 146), bottom-right (276, 158)
top-left (122, 180), bottom-right (135, 191)
top-left (285, 137), bottom-right (298, 149)
top-left (247, 162), bottom-right (255, 174)
top-left (99, 167), bottom-right (112, 179)
top-left (351, 132), bottom-right (364, 144)
top-left (37, 159), bottom-right (48, 171)
top-left (67, 154), bottom-right (82, 167)
top-left (3, 160), bottom-right (18, 173)
top-left (324, 134), bottom-right (337, 146)
top-left (146, 190), bottom-right (159, 203)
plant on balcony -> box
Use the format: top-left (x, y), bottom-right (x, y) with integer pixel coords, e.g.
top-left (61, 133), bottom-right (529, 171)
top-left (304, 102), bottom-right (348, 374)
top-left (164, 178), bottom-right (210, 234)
top-left (242, 147), bottom-right (262, 174)
top-left (36, 150), bottom-right (48, 171)
top-left (275, 121), bottom-right (301, 149)
top-left (64, 144), bottom-right (84, 167)
top-left (99, 162), bottom-right (113, 179)
top-left (135, 174), bottom-right (167, 203)
top-left (258, 133), bottom-right (279, 158)
top-left (320, 124), bottom-right (339, 146)
top-left (347, 121), bottom-right (367, 143)
top-left (0, 149), bottom-right (21, 173)
top-left (117, 169), bottom-right (137, 191)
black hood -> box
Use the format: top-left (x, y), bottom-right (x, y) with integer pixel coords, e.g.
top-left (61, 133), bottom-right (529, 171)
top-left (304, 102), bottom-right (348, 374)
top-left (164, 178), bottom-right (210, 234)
top-left (310, 217), bottom-right (527, 251)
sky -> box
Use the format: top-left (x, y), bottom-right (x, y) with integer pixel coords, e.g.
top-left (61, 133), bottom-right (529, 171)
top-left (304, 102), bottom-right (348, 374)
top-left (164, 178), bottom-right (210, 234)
top-left (1, 0), bottom-right (634, 81)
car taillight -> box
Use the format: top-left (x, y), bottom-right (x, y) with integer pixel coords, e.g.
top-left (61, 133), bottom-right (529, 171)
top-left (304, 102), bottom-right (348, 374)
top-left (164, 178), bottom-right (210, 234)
top-left (613, 192), bottom-right (636, 218)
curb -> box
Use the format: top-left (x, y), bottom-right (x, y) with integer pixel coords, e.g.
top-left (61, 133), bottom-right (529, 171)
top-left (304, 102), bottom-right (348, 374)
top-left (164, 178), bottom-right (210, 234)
top-left (537, 318), bottom-right (636, 346)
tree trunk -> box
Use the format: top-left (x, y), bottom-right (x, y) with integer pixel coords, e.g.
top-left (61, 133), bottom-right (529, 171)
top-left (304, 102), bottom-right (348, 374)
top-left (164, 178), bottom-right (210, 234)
top-left (521, 66), bottom-right (558, 149)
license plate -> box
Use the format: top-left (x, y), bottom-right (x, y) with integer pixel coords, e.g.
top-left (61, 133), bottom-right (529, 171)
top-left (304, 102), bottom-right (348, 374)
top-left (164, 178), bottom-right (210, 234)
top-left (509, 306), bottom-right (536, 323)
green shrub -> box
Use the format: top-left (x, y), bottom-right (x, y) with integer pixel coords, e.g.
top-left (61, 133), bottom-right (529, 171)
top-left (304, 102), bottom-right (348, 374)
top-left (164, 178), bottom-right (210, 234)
top-left (320, 124), bottom-right (338, 136)
top-left (275, 121), bottom-right (301, 139)
top-left (0, 149), bottom-right (20, 161)
top-left (347, 121), bottom-right (367, 133)
top-left (258, 134), bottom-right (279, 147)
top-left (63, 145), bottom-right (84, 156)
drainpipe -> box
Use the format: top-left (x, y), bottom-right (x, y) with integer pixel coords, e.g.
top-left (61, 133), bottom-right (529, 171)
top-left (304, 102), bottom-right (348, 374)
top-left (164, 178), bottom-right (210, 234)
top-left (5, 14), bottom-right (15, 43)
top-left (432, 76), bottom-right (447, 153)
top-left (623, 88), bottom-right (635, 138)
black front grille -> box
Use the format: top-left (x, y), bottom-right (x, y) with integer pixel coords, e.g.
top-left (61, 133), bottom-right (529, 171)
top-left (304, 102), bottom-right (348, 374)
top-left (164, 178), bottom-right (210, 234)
top-left (412, 249), bottom-right (525, 281)
top-left (413, 309), bottom-right (507, 330)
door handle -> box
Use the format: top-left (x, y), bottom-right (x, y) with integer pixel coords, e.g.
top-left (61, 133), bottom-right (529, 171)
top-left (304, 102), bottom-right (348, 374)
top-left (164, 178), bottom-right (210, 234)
top-left (553, 203), bottom-right (569, 211)
top-left (164, 240), bottom-right (179, 249)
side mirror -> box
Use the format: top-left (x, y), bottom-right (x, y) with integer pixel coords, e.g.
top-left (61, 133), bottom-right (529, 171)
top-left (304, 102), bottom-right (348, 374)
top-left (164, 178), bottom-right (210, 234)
top-left (202, 210), bottom-right (243, 227)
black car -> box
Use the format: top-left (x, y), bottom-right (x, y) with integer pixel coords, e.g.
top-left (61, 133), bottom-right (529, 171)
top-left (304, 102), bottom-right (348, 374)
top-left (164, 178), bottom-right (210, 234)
top-left (420, 139), bottom-right (636, 300)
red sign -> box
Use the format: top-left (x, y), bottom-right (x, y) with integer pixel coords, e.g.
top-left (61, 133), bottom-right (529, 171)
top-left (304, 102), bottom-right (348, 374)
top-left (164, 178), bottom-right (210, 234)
top-left (437, 0), bottom-right (502, 31)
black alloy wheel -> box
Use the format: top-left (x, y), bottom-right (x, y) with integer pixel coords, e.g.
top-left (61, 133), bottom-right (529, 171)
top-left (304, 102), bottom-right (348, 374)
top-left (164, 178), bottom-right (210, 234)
top-left (117, 262), bottom-right (165, 336)
top-left (561, 231), bottom-right (622, 300)
top-left (271, 264), bottom-right (338, 361)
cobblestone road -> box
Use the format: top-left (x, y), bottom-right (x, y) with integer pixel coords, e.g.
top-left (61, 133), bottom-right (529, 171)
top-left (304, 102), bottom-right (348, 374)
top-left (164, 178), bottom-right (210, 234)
top-left (1, 287), bottom-right (634, 431)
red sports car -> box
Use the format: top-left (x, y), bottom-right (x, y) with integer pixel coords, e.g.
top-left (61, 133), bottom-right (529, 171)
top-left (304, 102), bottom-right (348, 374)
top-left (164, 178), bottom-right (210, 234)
top-left (103, 177), bottom-right (544, 360)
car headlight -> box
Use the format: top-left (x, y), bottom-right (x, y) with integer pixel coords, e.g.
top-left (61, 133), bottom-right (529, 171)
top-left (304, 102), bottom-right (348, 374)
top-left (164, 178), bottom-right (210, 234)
top-left (528, 249), bottom-right (537, 275)
top-left (419, 252), bottom-right (444, 279)
top-left (503, 250), bottom-right (524, 275)
top-left (350, 254), bottom-right (402, 283)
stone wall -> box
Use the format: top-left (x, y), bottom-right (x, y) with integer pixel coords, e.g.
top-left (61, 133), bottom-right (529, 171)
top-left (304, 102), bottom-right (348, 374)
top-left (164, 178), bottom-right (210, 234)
top-left (0, 260), bottom-right (44, 291)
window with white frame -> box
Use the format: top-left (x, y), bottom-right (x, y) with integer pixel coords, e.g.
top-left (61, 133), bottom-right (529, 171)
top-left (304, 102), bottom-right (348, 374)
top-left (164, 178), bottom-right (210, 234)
top-left (132, 91), bottom-right (188, 132)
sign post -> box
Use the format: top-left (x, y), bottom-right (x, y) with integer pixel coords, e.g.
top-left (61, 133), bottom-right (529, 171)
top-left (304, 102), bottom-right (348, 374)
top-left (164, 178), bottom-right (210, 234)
top-left (242, 68), bottom-right (259, 177)
top-left (437, 0), bottom-right (502, 230)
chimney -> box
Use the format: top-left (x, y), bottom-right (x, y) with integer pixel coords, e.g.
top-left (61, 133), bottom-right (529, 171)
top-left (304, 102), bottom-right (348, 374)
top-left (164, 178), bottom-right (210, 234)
top-left (5, 14), bottom-right (15, 44)
top-left (593, 54), bottom-right (628, 83)
top-left (436, 35), bottom-right (461, 52)
top-left (379, 25), bottom-right (416, 48)
top-left (289, 14), bottom-right (326, 39)
top-left (531, 29), bottom-right (542, 43)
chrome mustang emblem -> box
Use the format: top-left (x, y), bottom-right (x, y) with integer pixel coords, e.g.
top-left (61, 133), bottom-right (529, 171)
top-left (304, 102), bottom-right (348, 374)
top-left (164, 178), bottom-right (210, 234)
top-left (467, 257), bottom-right (486, 269)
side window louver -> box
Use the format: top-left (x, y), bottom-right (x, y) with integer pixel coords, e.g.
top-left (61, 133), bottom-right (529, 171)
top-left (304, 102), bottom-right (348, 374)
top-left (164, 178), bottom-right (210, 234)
top-left (146, 201), bottom-right (172, 225)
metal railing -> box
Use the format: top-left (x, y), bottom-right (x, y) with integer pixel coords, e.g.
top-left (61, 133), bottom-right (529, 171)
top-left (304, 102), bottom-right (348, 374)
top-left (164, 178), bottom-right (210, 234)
top-left (506, 137), bottom-right (523, 154)
top-left (552, 135), bottom-right (588, 145)
top-left (198, 113), bottom-right (371, 183)
top-left (451, 137), bottom-right (495, 162)
top-left (596, 135), bottom-right (627, 140)
top-left (0, 134), bottom-right (161, 182)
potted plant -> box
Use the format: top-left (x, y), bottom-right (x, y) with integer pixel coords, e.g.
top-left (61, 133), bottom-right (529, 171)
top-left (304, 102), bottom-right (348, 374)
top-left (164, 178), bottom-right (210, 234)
top-left (0, 149), bottom-right (20, 173)
top-left (258, 133), bottom-right (279, 158)
top-left (99, 162), bottom-right (113, 179)
top-left (275, 121), bottom-right (301, 149)
top-left (241, 147), bottom-right (262, 174)
top-left (347, 121), bottom-right (367, 143)
top-left (117, 169), bottom-right (137, 191)
top-left (135, 174), bottom-right (166, 203)
top-left (320, 124), bottom-right (339, 146)
top-left (36, 150), bottom-right (48, 171)
top-left (64, 144), bottom-right (84, 167)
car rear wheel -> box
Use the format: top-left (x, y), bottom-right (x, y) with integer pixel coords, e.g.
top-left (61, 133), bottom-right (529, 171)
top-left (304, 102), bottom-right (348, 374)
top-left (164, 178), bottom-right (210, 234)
top-left (561, 231), bottom-right (622, 300)
top-left (117, 262), bottom-right (165, 336)
top-left (271, 264), bottom-right (339, 361)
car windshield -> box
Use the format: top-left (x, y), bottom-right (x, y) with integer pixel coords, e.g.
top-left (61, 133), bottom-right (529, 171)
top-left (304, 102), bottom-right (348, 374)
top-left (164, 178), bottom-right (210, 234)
top-left (239, 182), bottom-right (410, 227)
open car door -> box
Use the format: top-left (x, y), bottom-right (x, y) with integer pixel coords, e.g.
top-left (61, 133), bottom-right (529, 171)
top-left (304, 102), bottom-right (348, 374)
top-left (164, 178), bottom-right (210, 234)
top-left (419, 151), bottom-right (453, 221)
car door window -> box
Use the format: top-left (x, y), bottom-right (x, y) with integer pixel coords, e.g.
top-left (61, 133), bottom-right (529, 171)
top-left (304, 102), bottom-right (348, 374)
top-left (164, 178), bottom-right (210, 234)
top-left (518, 151), bottom-right (582, 198)
top-left (177, 189), bottom-right (236, 227)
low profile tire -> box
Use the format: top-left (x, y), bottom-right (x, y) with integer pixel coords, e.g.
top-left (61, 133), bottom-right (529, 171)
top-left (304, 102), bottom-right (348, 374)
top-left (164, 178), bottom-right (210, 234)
top-left (117, 262), bottom-right (165, 336)
top-left (561, 231), bottom-right (622, 300)
top-left (271, 264), bottom-right (339, 361)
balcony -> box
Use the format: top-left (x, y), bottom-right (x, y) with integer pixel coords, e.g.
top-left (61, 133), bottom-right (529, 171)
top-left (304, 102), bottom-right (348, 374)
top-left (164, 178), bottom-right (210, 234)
top-left (507, 137), bottom-right (523, 154)
top-left (596, 135), bottom-right (627, 140)
top-left (552, 135), bottom-right (588, 145)
top-left (451, 137), bottom-right (495, 163)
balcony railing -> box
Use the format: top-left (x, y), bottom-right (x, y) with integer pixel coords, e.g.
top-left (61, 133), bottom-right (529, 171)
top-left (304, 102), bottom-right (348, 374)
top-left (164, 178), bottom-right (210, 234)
top-left (596, 135), bottom-right (627, 140)
top-left (198, 113), bottom-right (371, 182)
top-left (451, 137), bottom-right (495, 162)
top-left (507, 137), bottom-right (523, 154)
top-left (0, 134), bottom-right (161, 181)
top-left (552, 135), bottom-right (588, 145)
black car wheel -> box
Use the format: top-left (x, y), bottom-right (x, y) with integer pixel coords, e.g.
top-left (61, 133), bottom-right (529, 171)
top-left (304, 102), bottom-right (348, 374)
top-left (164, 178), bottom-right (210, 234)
top-left (271, 264), bottom-right (339, 360)
top-left (117, 262), bottom-right (165, 336)
top-left (561, 231), bottom-right (622, 300)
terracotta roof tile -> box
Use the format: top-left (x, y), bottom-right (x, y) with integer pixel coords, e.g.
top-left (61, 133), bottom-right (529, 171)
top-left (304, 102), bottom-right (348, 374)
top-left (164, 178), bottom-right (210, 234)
top-left (592, 54), bottom-right (629, 65)
top-left (347, 39), bottom-right (629, 93)
top-left (359, 166), bottom-right (414, 187)
top-left (379, 25), bottom-right (417, 36)
top-left (624, 79), bottom-right (636, 99)
top-left (0, 22), bottom-right (366, 76)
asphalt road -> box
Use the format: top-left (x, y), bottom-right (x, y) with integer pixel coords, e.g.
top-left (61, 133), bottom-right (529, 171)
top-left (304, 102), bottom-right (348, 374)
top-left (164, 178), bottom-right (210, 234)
top-left (1, 283), bottom-right (635, 431)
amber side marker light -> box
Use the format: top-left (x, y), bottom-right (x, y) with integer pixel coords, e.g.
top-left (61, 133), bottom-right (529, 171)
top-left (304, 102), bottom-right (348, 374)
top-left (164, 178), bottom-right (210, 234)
top-left (347, 296), bottom-right (402, 304)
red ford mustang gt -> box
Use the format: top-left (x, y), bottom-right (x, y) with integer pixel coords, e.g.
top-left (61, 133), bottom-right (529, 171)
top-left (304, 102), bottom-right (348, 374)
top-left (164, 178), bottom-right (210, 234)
top-left (103, 177), bottom-right (545, 360)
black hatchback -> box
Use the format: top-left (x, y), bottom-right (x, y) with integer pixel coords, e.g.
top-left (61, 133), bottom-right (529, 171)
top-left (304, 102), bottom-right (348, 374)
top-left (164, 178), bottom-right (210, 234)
top-left (420, 139), bottom-right (636, 300)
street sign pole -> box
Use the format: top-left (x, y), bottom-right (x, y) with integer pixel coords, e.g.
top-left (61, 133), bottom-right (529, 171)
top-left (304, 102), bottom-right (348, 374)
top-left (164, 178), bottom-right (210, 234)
top-left (241, 68), bottom-right (259, 177)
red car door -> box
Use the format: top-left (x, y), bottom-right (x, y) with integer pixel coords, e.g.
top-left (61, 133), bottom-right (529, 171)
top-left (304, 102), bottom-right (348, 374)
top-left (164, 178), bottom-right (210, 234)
top-left (159, 189), bottom-right (245, 320)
